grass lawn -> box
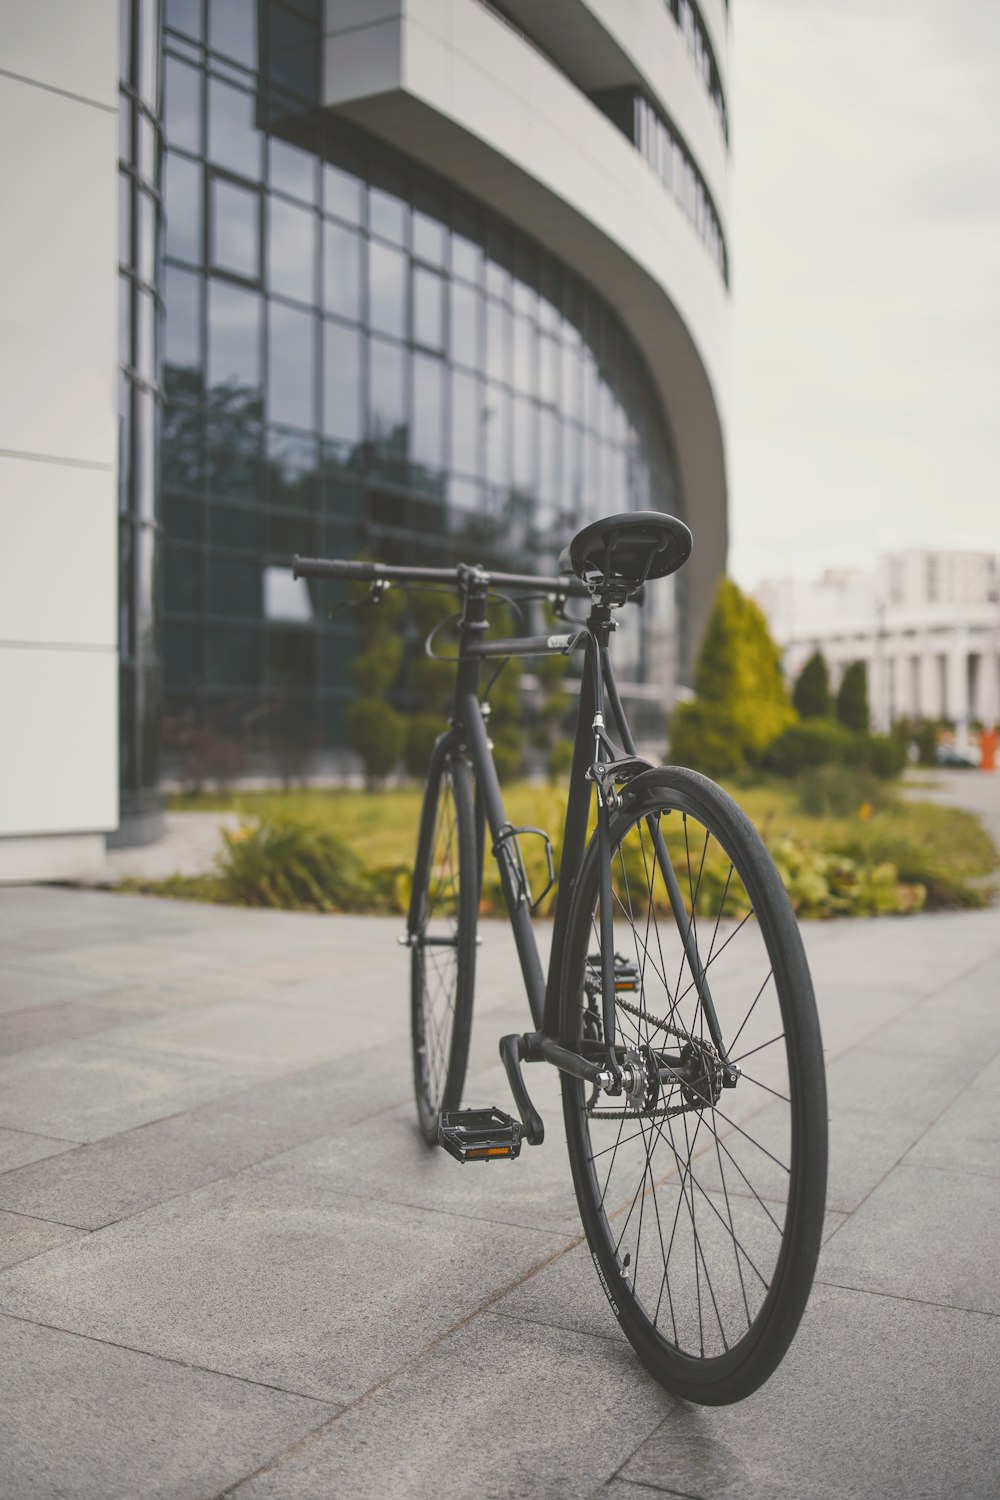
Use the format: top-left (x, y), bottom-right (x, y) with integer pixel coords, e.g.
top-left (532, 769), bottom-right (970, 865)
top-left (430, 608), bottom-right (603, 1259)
top-left (160, 773), bottom-right (999, 918)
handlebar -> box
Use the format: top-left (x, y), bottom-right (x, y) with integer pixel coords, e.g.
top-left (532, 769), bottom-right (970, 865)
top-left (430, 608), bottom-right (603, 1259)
top-left (292, 555), bottom-right (591, 599)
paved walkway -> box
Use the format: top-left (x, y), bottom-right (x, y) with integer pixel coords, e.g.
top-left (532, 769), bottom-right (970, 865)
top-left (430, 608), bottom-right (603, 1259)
top-left (0, 883), bottom-right (998, 1499)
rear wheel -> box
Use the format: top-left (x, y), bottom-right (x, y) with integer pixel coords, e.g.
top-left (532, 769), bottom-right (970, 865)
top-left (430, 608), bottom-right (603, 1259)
top-left (410, 749), bottom-right (478, 1145)
top-left (561, 767), bottom-right (827, 1404)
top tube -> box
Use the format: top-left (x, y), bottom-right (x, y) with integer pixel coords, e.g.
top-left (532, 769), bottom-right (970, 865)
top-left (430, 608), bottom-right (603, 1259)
top-left (292, 554), bottom-right (591, 599)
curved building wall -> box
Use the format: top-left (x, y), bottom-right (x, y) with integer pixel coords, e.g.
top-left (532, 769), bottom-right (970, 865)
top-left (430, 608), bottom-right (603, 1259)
top-left (323, 0), bottom-right (730, 670)
top-left (159, 0), bottom-right (689, 766)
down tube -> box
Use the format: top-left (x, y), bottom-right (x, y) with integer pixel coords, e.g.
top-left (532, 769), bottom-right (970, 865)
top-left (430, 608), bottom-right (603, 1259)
top-left (460, 694), bottom-right (546, 1030)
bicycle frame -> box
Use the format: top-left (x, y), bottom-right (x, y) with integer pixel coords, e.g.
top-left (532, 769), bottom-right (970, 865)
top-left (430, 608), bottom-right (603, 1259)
top-left (404, 564), bottom-right (733, 1102)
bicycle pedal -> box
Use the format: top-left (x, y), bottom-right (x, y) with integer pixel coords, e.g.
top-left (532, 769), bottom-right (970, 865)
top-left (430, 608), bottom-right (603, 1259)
top-left (438, 1107), bottom-right (523, 1163)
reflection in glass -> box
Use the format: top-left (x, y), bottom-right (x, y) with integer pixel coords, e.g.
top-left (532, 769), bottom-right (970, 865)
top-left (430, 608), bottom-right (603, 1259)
top-left (451, 370), bottom-right (479, 477)
top-left (539, 408), bottom-right (559, 505)
top-left (512, 394), bottom-right (536, 494)
top-left (164, 264), bottom-right (201, 374)
top-left (451, 205), bottom-right (481, 283)
top-left (411, 353), bottom-right (444, 470)
top-left (268, 430), bottom-right (317, 508)
top-left (413, 195), bottom-right (446, 266)
top-left (369, 176), bottom-right (406, 243)
top-left (166, 0), bottom-right (202, 39)
top-left (207, 624), bottom-right (260, 687)
top-left (369, 241), bottom-right (406, 338)
top-left (268, 301), bottom-right (315, 429)
top-left (268, 195), bottom-right (314, 302)
top-left (210, 176), bottom-right (260, 279)
top-left (270, 137), bottom-right (316, 203)
top-left (165, 152), bottom-right (201, 262)
top-left (164, 56), bottom-right (200, 154)
top-left (208, 278), bottom-right (261, 393)
top-left (323, 222), bottom-right (361, 321)
top-left (209, 0), bottom-right (257, 68)
top-left (207, 553), bottom-right (261, 616)
top-left (208, 78), bottom-right (260, 179)
top-left (483, 384), bottom-right (508, 487)
top-left (513, 315), bottom-right (535, 393)
top-left (485, 298), bottom-right (508, 383)
top-left (413, 266), bottom-right (444, 351)
top-left (369, 337), bottom-right (406, 452)
top-left (323, 158), bottom-right (361, 224)
top-left (450, 281), bottom-right (478, 368)
top-left (322, 321), bottom-right (361, 443)
top-left (539, 333), bottom-right (559, 406)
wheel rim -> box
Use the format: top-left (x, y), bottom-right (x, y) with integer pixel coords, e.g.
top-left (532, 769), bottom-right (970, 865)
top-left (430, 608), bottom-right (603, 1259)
top-left (569, 797), bottom-right (806, 1368)
top-left (414, 762), bottom-right (465, 1121)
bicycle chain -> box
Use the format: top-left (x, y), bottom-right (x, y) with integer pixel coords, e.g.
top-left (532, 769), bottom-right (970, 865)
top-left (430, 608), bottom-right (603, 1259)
top-left (584, 991), bottom-right (699, 1122)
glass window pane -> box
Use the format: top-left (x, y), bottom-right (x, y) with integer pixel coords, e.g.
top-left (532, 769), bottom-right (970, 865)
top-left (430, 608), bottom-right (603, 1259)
top-left (119, 175), bottom-right (132, 265)
top-left (208, 78), bottom-right (261, 179)
top-left (323, 221), bottom-right (361, 321)
top-left (163, 264), bottom-right (201, 376)
top-left (165, 153), bottom-right (201, 263)
top-left (206, 625), bottom-right (260, 687)
top-left (512, 395), bottom-right (536, 493)
top-left (413, 192), bottom-right (446, 266)
top-left (323, 156), bottom-right (362, 224)
top-left (483, 384), bottom-right (508, 487)
top-left (451, 370), bottom-right (479, 476)
top-left (452, 203), bottom-right (482, 283)
top-left (413, 265), bottom-right (444, 351)
top-left (119, 275), bottom-right (132, 368)
top-left (266, 6), bottom-right (319, 103)
top-left (412, 353), bottom-right (444, 469)
top-left (450, 281), bottom-right (479, 368)
top-left (270, 137), bottom-right (316, 204)
top-left (209, 0), bottom-right (257, 68)
top-left (165, 0), bottom-right (202, 40)
top-left (369, 241), bottom-right (406, 338)
top-left (323, 321), bottom-right (361, 443)
top-left (207, 553), bottom-right (261, 616)
top-left (369, 338), bottom-right (406, 452)
top-left (369, 174), bottom-right (406, 243)
top-left (268, 196), bottom-right (314, 302)
top-left (267, 430), bottom-right (318, 508)
top-left (539, 332), bottom-right (559, 405)
top-left (485, 298), bottom-right (509, 383)
top-left (210, 177), bottom-right (260, 279)
top-left (539, 408), bottom-right (559, 505)
top-left (268, 301), bottom-right (315, 429)
top-left (164, 57), bottom-right (200, 154)
top-left (513, 315), bottom-right (535, 393)
top-left (208, 278), bottom-right (261, 395)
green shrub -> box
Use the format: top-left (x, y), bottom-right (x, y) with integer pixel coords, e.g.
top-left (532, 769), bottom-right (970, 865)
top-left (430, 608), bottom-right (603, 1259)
top-left (403, 712), bottom-right (441, 779)
top-left (793, 651), bottom-right (832, 719)
top-left (836, 661), bottom-right (870, 732)
top-left (798, 765), bottom-right (887, 817)
top-left (546, 738), bottom-right (574, 782)
top-left (761, 721), bottom-right (855, 777)
top-left (866, 733), bottom-right (908, 779)
top-left (669, 700), bottom-right (745, 778)
top-left (690, 579), bottom-right (796, 758)
top-left (916, 720), bottom-right (939, 767)
top-left (346, 698), bottom-right (407, 786)
top-left (218, 820), bottom-right (371, 912)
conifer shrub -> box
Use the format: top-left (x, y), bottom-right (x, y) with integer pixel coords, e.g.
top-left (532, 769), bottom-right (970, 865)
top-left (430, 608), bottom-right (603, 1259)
top-left (836, 660), bottom-right (870, 732)
top-left (792, 651), bottom-right (832, 719)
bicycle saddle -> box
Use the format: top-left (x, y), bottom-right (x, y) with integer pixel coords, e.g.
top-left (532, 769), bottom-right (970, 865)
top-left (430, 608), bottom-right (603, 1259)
top-left (558, 511), bottom-right (692, 596)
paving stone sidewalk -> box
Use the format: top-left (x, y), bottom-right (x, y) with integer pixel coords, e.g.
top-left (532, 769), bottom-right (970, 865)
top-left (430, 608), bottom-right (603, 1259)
top-left (0, 877), bottom-right (998, 1498)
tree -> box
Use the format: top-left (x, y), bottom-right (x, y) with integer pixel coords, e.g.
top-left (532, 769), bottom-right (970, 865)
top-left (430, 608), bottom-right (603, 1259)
top-left (671, 578), bottom-right (796, 772)
top-left (792, 650), bottom-right (831, 719)
top-left (836, 660), bottom-right (870, 733)
top-left (346, 577), bottom-right (407, 786)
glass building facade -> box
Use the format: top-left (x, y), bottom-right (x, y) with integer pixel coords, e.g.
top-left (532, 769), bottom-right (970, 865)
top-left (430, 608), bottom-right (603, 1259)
top-left (152, 0), bottom-right (688, 776)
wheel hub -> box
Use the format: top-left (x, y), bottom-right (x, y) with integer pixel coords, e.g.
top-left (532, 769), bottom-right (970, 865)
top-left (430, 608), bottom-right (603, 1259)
top-left (679, 1037), bottom-right (724, 1111)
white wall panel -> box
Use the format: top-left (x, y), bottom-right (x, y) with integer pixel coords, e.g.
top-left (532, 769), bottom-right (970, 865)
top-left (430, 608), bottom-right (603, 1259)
top-left (0, 647), bottom-right (117, 837)
top-left (0, 0), bottom-right (118, 108)
top-left (0, 75), bottom-right (117, 466)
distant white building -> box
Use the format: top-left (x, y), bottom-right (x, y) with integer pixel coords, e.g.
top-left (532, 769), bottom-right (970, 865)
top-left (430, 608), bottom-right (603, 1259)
top-left (757, 550), bottom-right (1000, 738)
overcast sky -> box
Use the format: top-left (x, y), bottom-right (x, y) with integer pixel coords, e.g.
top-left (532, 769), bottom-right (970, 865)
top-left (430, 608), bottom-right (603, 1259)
top-left (726, 0), bottom-right (1000, 589)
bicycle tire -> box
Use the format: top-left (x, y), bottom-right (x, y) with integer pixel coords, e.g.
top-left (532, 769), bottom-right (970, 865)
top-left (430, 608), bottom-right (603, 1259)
top-left (560, 766), bottom-right (827, 1404)
top-left (410, 748), bottom-right (478, 1145)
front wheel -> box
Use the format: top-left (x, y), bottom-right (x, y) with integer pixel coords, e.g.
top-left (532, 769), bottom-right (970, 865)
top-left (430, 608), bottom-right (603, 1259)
top-left (410, 747), bottom-right (478, 1145)
top-left (561, 767), bottom-right (827, 1404)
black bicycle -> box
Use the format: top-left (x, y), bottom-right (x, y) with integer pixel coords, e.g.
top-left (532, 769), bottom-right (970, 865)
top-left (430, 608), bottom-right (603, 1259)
top-left (295, 511), bottom-right (827, 1406)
